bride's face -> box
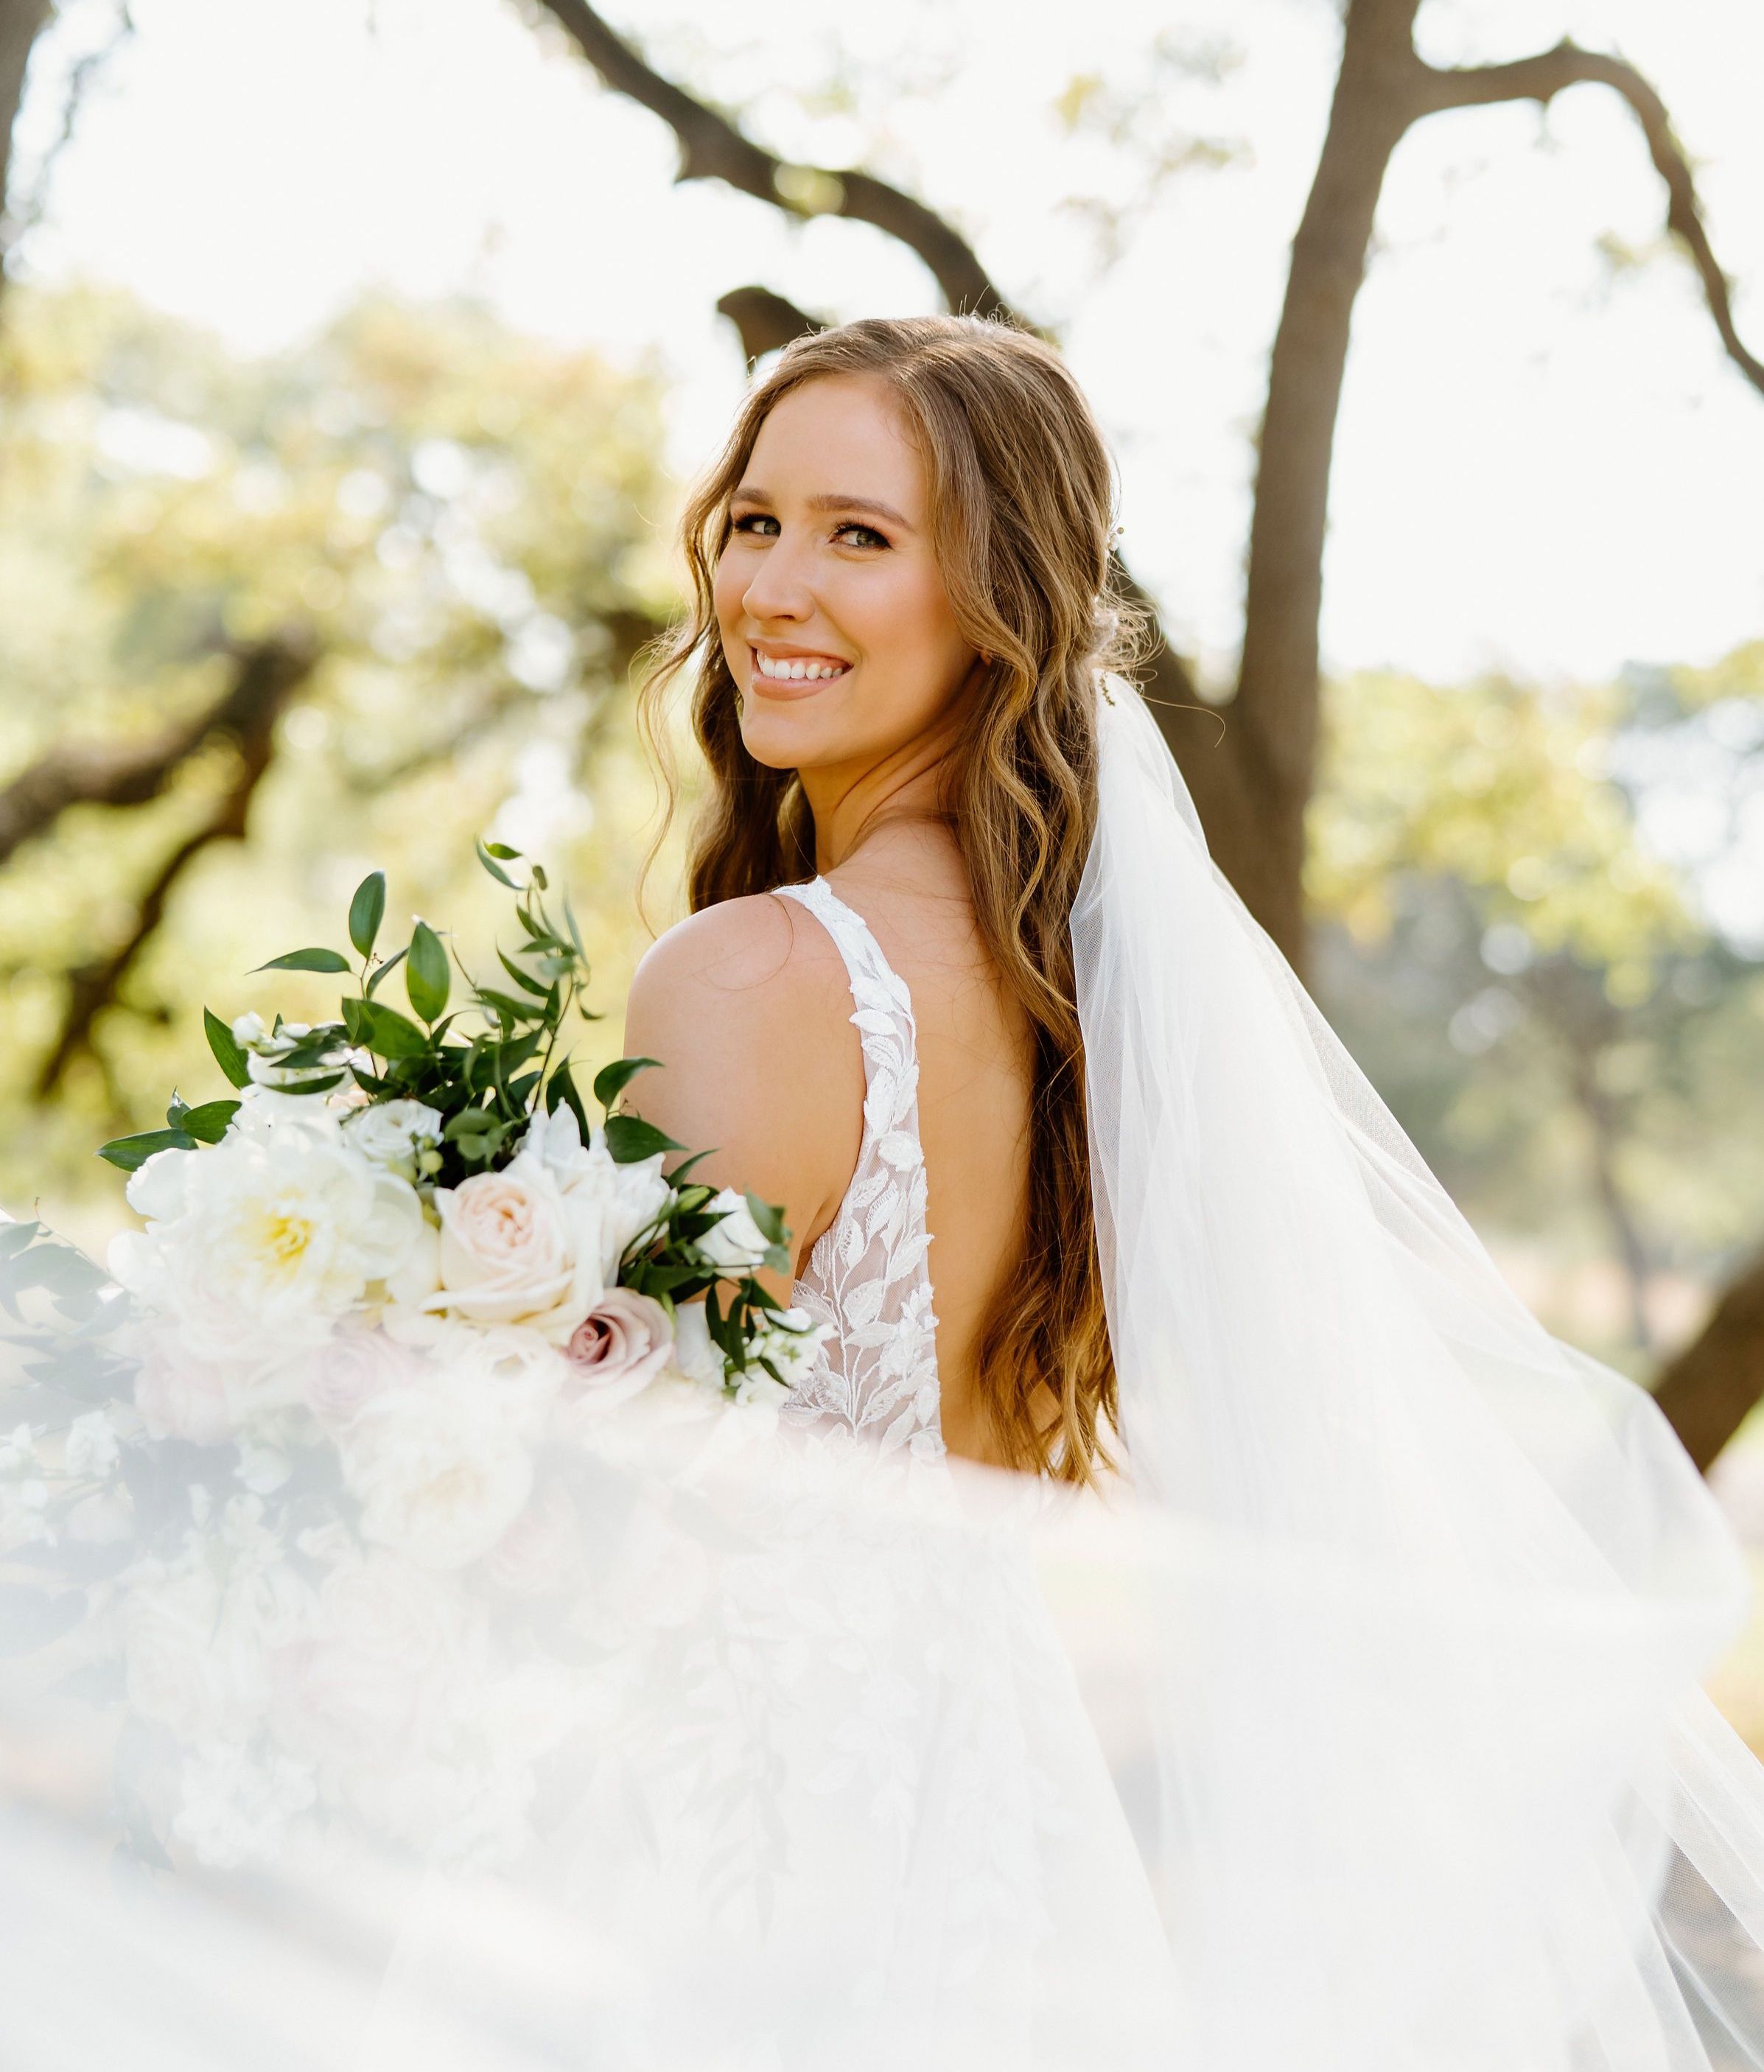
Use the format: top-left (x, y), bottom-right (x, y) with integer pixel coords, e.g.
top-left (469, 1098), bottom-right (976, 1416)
top-left (714, 373), bottom-right (980, 775)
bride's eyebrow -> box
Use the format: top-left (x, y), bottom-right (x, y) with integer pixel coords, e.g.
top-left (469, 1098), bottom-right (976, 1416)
top-left (730, 484), bottom-right (914, 532)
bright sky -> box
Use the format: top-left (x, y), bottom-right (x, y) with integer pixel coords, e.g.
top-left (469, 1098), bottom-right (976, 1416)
top-left (11, 0), bottom-right (1764, 691)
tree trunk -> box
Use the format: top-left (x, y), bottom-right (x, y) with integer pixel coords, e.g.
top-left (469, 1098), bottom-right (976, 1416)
top-left (1652, 1253), bottom-right (1764, 1474)
top-left (0, 0), bottom-right (53, 293)
top-left (1226, 0), bottom-right (1425, 974)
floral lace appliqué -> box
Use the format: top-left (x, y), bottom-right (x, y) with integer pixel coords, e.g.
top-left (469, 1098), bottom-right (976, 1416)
top-left (772, 879), bottom-right (944, 1464)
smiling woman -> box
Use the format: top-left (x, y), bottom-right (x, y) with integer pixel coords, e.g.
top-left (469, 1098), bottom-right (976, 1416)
top-left (631, 315), bottom-right (1143, 1478)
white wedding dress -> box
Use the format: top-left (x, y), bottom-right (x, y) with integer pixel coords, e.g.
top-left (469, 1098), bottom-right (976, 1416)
top-left (10, 680), bottom-right (1764, 2072)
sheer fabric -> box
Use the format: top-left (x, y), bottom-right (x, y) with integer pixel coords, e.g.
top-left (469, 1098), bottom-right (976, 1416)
top-left (1073, 674), bottom-right (1764, 2071)
top-left (4, 679), bottom-right (1764, 2071)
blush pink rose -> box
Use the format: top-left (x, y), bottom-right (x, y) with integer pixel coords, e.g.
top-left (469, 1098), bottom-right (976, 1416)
top-left (301, 1324), bottom-right (427, 1430)
top-left (559, 1289), bottom-right (674, 1424)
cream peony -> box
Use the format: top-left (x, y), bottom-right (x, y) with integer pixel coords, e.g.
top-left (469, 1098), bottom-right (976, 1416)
top-left (108, 1110), bottom-right (430, 1368)
top-left (339, 1381), bottom-right (535, 1569)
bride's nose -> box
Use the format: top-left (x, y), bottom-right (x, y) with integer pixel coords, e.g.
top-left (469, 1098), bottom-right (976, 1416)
top-left (741, 539), bottom-right (815, 626)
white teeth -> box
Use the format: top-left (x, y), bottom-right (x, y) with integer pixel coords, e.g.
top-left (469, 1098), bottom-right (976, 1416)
top-left (755, 653), bottom-right (847, 682)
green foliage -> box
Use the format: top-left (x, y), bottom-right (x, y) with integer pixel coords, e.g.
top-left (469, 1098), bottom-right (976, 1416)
top-left (0, 282), bottom-right (684, 1225)
top-left (1310, 666), bottom-right (1764, 1366)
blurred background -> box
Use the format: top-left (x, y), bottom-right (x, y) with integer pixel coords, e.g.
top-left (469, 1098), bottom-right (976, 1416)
top-left (1, 0), bottom-right (1761, 1721)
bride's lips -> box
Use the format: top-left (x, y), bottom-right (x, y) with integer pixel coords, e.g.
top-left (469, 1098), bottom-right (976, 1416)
top-left (745, 643), bottom-right (853, 699)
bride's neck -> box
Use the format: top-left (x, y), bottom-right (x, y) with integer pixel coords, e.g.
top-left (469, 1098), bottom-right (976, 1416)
top-left (799, 731), bottom-right (961, 875)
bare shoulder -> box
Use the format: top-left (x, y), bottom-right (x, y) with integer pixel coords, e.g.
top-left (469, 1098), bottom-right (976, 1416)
top-left (626, 892), bottom-right (852, 1062)
top-left (622, 893), bottom-right (861, 1276)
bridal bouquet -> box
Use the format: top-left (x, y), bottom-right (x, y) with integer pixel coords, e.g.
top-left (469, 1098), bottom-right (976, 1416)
top-left (0, 844), bottom-right (826, 1871)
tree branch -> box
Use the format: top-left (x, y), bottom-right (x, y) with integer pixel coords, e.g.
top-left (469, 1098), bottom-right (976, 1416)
top-left (1651, 1249), bottom-right (1764, 1474)
top-left (536, 0), bottom-right (1016, 322)
top-left (33, 632), bottom-right (318, 1095)
top-left (715, 284), bottom-right (823, 368)
top-left (0, 634), bottom-right (312, 867)
top-left (1415, 39), bottom-right (1764, 396)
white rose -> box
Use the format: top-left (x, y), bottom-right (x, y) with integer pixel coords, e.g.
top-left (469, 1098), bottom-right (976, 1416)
top-left (410, 1144), bottom-right (606, 1343)
top-left (108, 1118), bottom-right (429, 1368)
top-left (339, 1382), bottom-right (534, 1569)
top-left (697, 1189), bottom-right (771, 1273)
top-left (668, 1302), bottom-right (727, 1391)
top-left (344, 1099), bottom-right (444, 1180)
top-left (522, 1107), bottom-right (673, 1276)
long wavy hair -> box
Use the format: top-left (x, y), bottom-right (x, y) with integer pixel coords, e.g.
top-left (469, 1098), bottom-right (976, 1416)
top-left (638, 314), bottom-right (1143, 1480)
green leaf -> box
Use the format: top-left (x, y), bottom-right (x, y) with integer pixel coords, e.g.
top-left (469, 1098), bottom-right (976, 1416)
top-left (665, 1150), bottom-right (715, 1187)
top-left (475, 839), bottom-right (518, 889)
top-left (252, 947), bottom-right (351, 975)
top-left (497, 948), bottom-right (551, 999)
top-left (594, 1056), bottom-right (659, 1110)
top-left (97, 1127), bottom-right (197, 1173)
top-left (743, 1192), bottom-right (788, 1247)
top-left (203, 1007), bottom-right (252, 1088)
top-left (350, 998), bottom-right (430, 1059)
top-left (603, 1114), bottom-right (682, 1165)
top-left (474, 988), bottom-right (533, 1026)
top-left (483, 840), bottom-right (522, 861)
top-left (365, 945), bottom-right (407, 998)
top-left (164, 1091), bottom-right (190, 1128)
top-left (442, 1109), bottom-right (500, 1142)
top-left (545, 1062), bottom-right (592, 1143)
top-left (407, 921), bottom-right (450, 1023)
top-left (348, 871), bottom-right (387, 959)
top-left (180, 1099), bottom-right (239, 1145)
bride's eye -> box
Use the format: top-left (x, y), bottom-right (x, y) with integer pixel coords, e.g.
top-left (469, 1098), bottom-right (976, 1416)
top-left (833, 521), bottom-right (890, 550)
top-left (729, 511), bottom-right (779, 539)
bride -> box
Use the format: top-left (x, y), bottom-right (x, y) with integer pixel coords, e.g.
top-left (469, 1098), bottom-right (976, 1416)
top-left (7, 312), bottom-right (1764, 2072)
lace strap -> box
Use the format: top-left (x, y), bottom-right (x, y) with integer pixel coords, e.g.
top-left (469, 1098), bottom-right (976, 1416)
top-left (774, 878), bottom-right (916, 1049)
top-left (771, 878), bottom-right (943, 1460)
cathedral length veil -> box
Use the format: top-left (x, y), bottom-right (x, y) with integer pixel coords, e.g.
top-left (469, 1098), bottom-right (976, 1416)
top-left (1074, 673), bottom-right (1764, 2070)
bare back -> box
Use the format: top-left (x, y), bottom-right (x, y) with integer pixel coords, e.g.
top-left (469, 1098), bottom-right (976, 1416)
top-left (623, 820), bottom-right (1036, 1471)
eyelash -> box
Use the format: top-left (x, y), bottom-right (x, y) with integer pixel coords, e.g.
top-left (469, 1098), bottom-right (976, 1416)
top-left (729, 513), bottom-right (891, 550)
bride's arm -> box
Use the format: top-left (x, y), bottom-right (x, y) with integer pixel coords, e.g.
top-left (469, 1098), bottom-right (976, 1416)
top-left (622, 892), bottom-right (862, 1302)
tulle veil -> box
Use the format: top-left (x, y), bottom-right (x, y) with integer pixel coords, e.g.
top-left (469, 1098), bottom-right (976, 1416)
top-left (2, 671), bottom-right (1764, 2069)
top-left (1076, 674), bottom-right (1764, 2070)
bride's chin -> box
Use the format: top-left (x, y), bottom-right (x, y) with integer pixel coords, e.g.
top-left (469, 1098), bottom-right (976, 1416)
top-left (737, 707), bottom-right (834, 771)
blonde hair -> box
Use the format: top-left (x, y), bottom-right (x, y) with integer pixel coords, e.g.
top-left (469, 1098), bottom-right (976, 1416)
top-left (639, 314), bottom-right (1142, 1480)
